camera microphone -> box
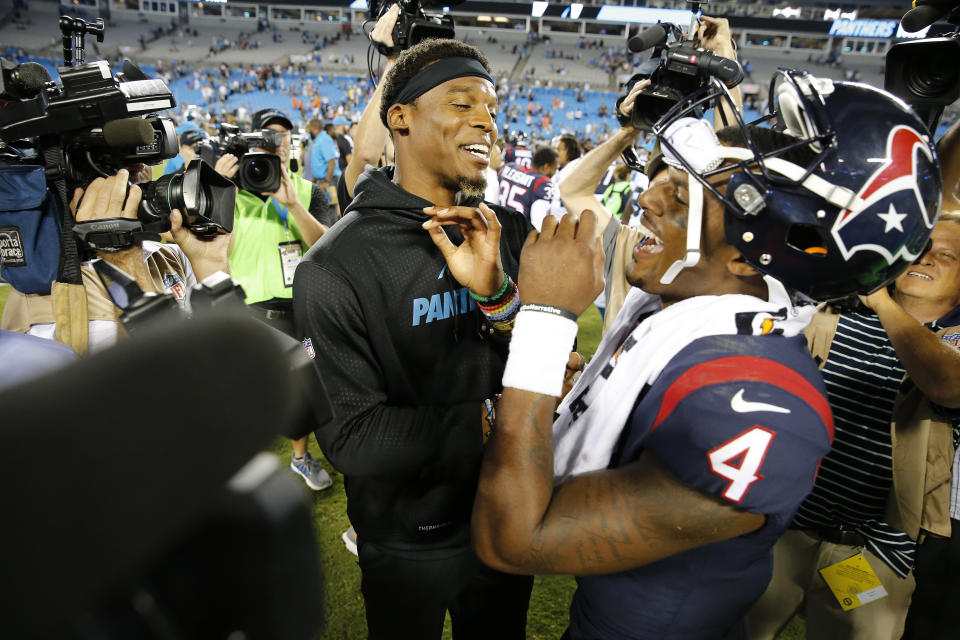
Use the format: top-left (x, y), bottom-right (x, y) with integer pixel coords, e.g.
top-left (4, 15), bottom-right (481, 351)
top-left (102, 118), bottom-right (155, 147)
top-left (628, 23), bottom-right (671, 52)
top-left (901, 0), bottom-right (960, 32)
top-left (0, 59), bottom-right (51, 100)
top-left (73, 118), bottom-right (155, 151)
top-left (12, 62), bottom-right (51, 94)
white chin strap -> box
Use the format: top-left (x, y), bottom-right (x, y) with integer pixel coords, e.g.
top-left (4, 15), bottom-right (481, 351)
top-left (657, 117), bottom-right (717, 285)
top-left (659, 173), bottom-right (704, 285)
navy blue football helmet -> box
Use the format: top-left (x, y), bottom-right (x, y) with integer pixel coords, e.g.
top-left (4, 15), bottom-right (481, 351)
top-left (506, 129), bottom-right (530, 148)
top-left (653, 69), bottom-right (942, 302)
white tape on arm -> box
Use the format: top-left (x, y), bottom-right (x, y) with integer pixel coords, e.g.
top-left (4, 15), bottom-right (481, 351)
top-left (502, 307), bottom-right (579, 397)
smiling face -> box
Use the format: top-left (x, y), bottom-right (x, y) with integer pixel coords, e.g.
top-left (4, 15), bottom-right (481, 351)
top-left (894, 220), bottom-right (960, 311)
top-left (628, 166), bottom-right (760, 303)
top-left (389, 75), bottom-right (498, 202)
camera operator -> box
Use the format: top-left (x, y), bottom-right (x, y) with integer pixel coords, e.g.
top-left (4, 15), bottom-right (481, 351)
top-left (294, 38), bottom-right (534, 640)
top-left (226, 108), bottom-right (333, 324)
top-left (1, 169), bottom-right (229, 352)
top-left (224, 108), bottom-right (334, 492)
top-left (559, 17), bottom-right (742, 334)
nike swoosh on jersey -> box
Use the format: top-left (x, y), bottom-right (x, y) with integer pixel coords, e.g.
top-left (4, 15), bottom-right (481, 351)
top-left (438, 264), bottom-right (447, 279)
top-left (730, 388), bottom-right (791, 414)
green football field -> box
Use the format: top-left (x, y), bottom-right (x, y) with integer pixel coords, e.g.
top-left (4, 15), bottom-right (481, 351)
top-left (0, 285), bottom-right (803, 638)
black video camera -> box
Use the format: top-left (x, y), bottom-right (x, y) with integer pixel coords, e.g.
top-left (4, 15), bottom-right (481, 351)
top-left (0, 57), bottom-right (179, 182)
top-left (0, 16), bottom-right (236, 254)
top-left (885, 0), bottom-right (960, 134)
top-left (369, 0), bottom-right (460, 56)
top-left (621, 20), bottom-right (743, 131)
top-left (198, 123), bottom-right (284, 194)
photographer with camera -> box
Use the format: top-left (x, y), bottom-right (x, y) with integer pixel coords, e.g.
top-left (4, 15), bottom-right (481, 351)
top-left (2, 168), bottom-right (229, 351)
top-left (224, 108), bottom-right (335, 491)
top-left (294, 37), bottom-right (534, 640)
top-left (558, 16), bottom-right (742, 334)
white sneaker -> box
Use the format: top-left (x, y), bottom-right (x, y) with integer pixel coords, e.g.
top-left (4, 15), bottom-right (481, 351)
top-left (342, 526), bottom-right (358, 556)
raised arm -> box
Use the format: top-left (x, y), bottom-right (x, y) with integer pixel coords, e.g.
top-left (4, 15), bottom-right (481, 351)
top-left (557, 80), bottom-right (649, 233)
top-left (697, 16), bottom-right (743, 130)
top-left (471, 212), bottom-right (766, 576)
top-left (342, 5), bottom-right (400, 199)
top-left (864, 284), bottom-right (960, 408)
top-left (937, 117), bottom-right (960, 207)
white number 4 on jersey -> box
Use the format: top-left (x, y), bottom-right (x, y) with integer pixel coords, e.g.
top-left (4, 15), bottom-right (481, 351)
top-left (707, 426), bottom-right (775, 503)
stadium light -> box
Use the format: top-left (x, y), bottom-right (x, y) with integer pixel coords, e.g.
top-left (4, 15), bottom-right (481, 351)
top-left (773, 7), bottom-right (801, 19)
top-left (824, 8), bottom-right (857, 21)
top-left (595, 6), bottom-right (693, 26)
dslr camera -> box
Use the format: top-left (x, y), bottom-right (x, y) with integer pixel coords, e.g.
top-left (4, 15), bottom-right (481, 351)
top-left (0, 16), bottom-right (235, 251)
top-left (198, 123), bottom-right (284, 194)
top-left (369, 0), bottom-right (461, 56)
top-left (620, 17), bottom-right (743, 130)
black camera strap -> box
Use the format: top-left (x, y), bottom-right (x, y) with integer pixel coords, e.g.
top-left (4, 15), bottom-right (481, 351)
top-left (73, 218), bottom-right (159, 253)
top-left (42, 146), bottom-right (83, 286)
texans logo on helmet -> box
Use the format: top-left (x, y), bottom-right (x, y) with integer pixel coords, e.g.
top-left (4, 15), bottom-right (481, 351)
top-left (831, 125), bottom-right (937, 265)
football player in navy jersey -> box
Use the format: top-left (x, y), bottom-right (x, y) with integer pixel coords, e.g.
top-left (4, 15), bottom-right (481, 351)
top-left (503, 130), bottom-right (534, 169)
top-left (498, 146), bottom-right (558, 230)
top-left (452, 68), bottom-right (941, 640)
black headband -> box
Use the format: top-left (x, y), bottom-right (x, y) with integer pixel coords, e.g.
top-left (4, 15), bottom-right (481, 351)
top-left (392, 57), bottom-right (494, 106)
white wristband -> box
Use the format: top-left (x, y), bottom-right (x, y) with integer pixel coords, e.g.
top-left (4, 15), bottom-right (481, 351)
top-left (502, 307), bottom-right (579, 397)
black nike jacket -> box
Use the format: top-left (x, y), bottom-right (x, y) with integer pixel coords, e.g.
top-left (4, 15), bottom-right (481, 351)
top-left (293, 166), bottom-right (533, 552)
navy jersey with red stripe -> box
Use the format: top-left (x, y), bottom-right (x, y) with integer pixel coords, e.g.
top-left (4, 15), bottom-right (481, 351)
top-left (503, 145), bottom-right (533, 169)
top-left (568, 333), bottom-right (833, 640)
top-left (498, 163), bottom-right (555, 223)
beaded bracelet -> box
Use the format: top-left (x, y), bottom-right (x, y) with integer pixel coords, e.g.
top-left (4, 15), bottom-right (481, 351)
top-left (469, 271), bottom-right (511, 304)
top-left (472, 274), bottom-right (520, 332)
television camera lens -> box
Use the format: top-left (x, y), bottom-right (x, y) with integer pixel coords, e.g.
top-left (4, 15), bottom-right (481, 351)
top-left (138, 159), bottom-right (236, 236)
top-left (905, 56), bottom-right (960, 99)
top-left (239, 152), bottom-right (282, 194)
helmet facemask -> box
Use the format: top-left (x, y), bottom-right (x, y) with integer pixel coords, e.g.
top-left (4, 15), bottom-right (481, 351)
top-left (648, 70), bottom-right (941, 302)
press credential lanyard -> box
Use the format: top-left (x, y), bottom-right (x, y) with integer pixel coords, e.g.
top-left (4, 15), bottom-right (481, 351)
top-left (272, 197), bottom-right (302, 287)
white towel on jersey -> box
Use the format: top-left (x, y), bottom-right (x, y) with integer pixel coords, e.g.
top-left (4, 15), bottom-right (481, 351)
top-left (552, 276), bottom-right (816, 484)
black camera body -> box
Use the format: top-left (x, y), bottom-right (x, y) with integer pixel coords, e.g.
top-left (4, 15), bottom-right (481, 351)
top-left (139, 158), bottom-right (237, 236)
top-left (198, 124), bottom-right (283, 194)
top-left (0, 59), bottom-right (179, 183)
top-left (0, 16), bottom-right (236, 259)
top-left (623, 22), bottom-right (743, 131)
top-left (370, 0), bottom-right (458, 56)
top-left (885, 0), bottom-right (960, 135)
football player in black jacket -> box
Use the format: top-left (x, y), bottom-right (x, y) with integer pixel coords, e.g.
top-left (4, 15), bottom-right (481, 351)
top-left (293, 39), bottom-right (535, 640)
